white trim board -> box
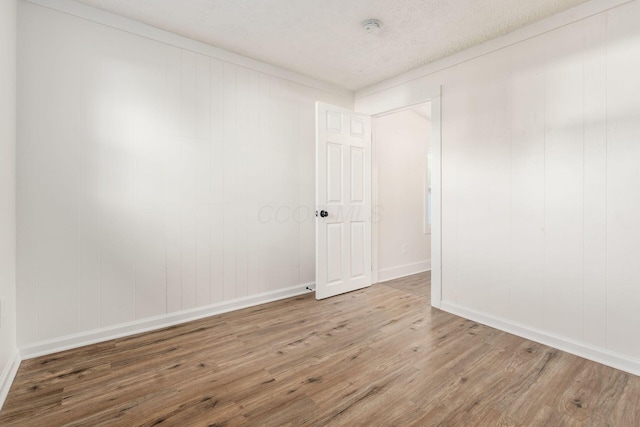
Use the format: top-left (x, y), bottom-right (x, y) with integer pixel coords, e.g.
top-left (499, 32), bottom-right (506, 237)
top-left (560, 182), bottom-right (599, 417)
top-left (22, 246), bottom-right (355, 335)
top-left (0, 349), bottom-right (21, 411)
top-left (23, 0), bottom-right (352, 98)
top-left (429, 97), bottom-right (442, 308)
top-left (440, 301), bottom-right (640, 377)
top-left (356, 0), bottom-right (631, 99)
top-left (378, 260), bottom-right (431, 284)
top-left (20, 284), bottom-right (313, 360)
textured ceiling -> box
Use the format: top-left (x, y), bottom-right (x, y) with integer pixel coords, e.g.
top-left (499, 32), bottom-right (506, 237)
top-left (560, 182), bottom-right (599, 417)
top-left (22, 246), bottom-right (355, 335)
top-left (71, 0), bottom-right (590, 91)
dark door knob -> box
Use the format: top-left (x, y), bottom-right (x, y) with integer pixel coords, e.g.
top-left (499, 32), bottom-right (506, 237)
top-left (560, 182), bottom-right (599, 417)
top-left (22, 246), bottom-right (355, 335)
top-left (320, 210), bottom-right (329, 218)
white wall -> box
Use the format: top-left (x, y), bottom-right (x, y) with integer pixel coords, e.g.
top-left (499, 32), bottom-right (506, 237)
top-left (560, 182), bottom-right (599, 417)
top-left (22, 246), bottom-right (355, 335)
top-left (17, 2), bottom-right (352, 354)
top-left (375, 109), bottom-right (431, 282)
top-left (0, 0), bottom-right (19, 408)
top-left (356, 0), bottom-right (640, 374)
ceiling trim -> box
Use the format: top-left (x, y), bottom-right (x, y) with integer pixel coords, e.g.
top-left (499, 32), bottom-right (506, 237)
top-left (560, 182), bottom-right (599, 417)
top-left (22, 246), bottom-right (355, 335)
top-left (356, 0), bottom-right (631, 100)
top-left (24, 0), bottom-right (354, 98)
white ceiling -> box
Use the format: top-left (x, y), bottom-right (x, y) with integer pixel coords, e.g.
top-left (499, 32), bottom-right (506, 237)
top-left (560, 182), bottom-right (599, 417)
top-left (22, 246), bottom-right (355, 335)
top-left (72, 0), bottom-right (590, 91)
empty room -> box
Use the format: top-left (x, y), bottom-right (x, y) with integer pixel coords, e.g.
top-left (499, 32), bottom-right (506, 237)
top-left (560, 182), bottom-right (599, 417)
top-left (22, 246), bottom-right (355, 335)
top-left (1, 0), bottom-right (640, 425)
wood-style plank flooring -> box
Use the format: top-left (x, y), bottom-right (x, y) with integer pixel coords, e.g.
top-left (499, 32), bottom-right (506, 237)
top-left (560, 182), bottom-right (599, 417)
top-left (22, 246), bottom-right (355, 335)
top-left (2, 272), bottom-right (640, 426)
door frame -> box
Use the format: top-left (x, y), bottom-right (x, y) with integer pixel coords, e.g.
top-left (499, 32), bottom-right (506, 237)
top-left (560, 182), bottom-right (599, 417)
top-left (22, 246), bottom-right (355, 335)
top-left (360, 87), bottom-right (442, 308)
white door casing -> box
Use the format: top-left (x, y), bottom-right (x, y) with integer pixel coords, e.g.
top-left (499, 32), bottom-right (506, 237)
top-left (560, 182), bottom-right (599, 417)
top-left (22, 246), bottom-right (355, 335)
top-left (315, 102), bottom-right (372, 299)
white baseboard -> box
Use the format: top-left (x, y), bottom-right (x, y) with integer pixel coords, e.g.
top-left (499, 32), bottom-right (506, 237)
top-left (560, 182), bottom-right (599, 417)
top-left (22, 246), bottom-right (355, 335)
top-left (440, 301), bottom-right (640, 377)
top-left (0, 349), bottom-right (21, 410)
top-left (378, 260), bottom-right (431, 283)
top-left (20, 284), bottom-right (313, 360)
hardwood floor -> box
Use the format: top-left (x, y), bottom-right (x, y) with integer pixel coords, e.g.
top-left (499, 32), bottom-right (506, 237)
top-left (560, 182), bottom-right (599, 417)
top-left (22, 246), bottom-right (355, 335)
top-left (2, 272), bottom-right (640, 426)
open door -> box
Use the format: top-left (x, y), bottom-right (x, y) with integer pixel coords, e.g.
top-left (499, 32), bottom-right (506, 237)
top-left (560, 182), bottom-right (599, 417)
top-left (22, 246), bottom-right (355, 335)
top-left (315, 102), bottom-right (372, 299)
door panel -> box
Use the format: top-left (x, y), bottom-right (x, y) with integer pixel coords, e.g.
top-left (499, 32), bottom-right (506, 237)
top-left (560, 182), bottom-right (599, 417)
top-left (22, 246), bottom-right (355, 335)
top-left (327, 143), bottom-right (343, 203)
top-left (351, 116), bottom-right (366, 137)
top-left (326, 223), bottom-right (343, 284)
top-left (351, 147), bottom-right (365, 202)
top-left (351, 221), bottom-right (365, 278)
top-left (316, 102), bottom-right (372, 299)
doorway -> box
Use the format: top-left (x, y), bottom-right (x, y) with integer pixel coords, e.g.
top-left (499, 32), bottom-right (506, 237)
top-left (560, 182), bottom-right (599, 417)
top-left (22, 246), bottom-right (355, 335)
top-left (314, 95), bottom-right (442, 307)
top-left (368, 94), bottom-right (442, 309)
top-left (372, 102), bottom-right (432, 284)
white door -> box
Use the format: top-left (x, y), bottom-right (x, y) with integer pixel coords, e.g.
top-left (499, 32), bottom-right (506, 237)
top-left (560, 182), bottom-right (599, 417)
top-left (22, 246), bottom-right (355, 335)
top-left (316, 102), bottom-right (372, 299)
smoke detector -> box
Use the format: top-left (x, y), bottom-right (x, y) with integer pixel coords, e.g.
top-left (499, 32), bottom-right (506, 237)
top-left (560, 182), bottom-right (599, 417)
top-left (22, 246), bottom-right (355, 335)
top-left (362, 19), bottom-right (383, 35)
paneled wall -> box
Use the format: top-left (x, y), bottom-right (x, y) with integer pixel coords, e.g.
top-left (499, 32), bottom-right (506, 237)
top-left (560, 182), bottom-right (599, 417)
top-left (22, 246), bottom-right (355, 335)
top-left (0, 0), bottom-right (18, 401)
top-left (356, 0), bottom-right (640, 369)
top-left (375, 109), bottom-right (431, 282)
top-left (17, 2), bottom-right (351, 348)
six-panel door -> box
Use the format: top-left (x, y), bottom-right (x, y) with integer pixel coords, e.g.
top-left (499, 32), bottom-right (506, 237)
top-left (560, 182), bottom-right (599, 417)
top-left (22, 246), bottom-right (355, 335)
top-left (316, 103), bottom-right (372, 299)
